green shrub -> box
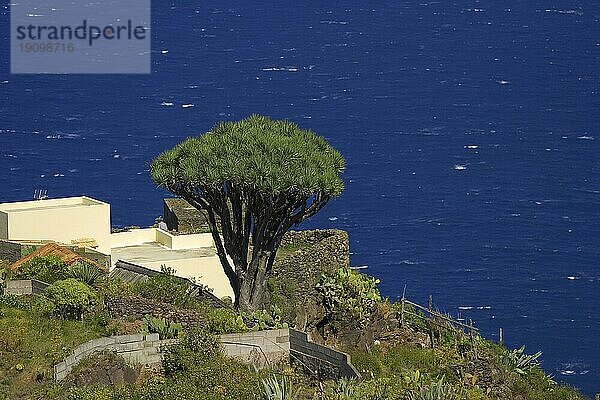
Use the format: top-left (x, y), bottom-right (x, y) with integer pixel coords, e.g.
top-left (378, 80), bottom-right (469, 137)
top-left (0, 294), bottom-right (54, 317)
top-left (200, 304), bottom-right (289, 334)
top-left (85, 311), bottom-right (110, 329)
top-left (352, 377), bottom-right (405, 400)
top-left (465, 387), bottom-right (488, 400)
top-left (14, 256), bottom-right (69, 284)
top-left (131, 265), bottom-right (193, 307)
top-left (316, 267), bottom-right (381, 326)
top-left (351, 350), bottom-right (384, 379)
top-left (162, 328), bottom-right (223, 375)
top-left (44, 279), bottom-right (98, 319)
top-left (0, 294), bottom-right (33, 310)
top-left (97, 278), bottom-right (131, 299)
top-left (67, 261), bottom-right (103, 287)
top-left (329, 378), bottom-right (356, 399)
top-left (406, 375), bottom-right (464, 400)
top-left (31, 295), bottom-right (56, 317)
top-left (510, 367), bottom-right (584, 400)
top-left (384, 345), bottom-right (438, 373)
top-left (201, 306), bottom-right (248, 334)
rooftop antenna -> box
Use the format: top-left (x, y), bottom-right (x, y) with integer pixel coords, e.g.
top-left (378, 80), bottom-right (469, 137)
top-left (33, 189), bottom-right (48, 200)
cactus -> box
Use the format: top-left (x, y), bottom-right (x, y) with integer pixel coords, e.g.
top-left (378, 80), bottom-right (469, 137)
top-left (141, 315), bottom-right (182, 339)
top-left (246, 306), bottom-right (289, 331)
top-left (315, 267), bottom-right (381, 325)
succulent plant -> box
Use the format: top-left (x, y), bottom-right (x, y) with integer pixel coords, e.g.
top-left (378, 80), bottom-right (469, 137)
top-left (67, 260), bottom-right (103, 286)
top-left (246, 306), bottom-right (289, 331)
top-left (260, 374), bottom-right (298, 400)
top-left (140, 315), bottom-right (182, 339)
top-left (330, 377), bottom-right (355, 399)
top-left (316, 267), bottom-right (381, 324)
top-left (501, 346), bottom-right (542, 375)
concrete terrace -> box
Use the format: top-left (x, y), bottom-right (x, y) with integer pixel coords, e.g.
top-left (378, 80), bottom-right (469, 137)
top-left (111, 242), bottom-right (215, 264)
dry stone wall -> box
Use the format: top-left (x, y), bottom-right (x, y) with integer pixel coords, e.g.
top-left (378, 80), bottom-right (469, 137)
top-left (54, 333), bottom-right (170, 381)
top-left (0, 241), bottom-right (23, 263)
top-left (270, 229), bottom-right (350, 330)
top-left (54, 328), bottom-right (358, 382)
top-left (105, 295), bottom-right (206, 329)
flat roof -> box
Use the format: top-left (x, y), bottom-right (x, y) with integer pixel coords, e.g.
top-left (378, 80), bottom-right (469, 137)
top-left (111, 242), bottom-right (215, 265)
top-left (0, 196), bottom-right (107, 213)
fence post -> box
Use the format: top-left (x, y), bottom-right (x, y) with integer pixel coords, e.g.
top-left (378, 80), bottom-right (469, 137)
top-left (400, 298), bottom-right (405, 328)
top-left (469, 319), bottom-right (473, 341)
top-left (428, 295), bottom-right (435, 348)
top-left (469, 319), bottom-right (477, 358)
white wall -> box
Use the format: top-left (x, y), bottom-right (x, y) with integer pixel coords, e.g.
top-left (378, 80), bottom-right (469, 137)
top-left (141, 256), bottom-right (233, 300)
top-left (111, 228), bottom-right (214, 250)
top-left (0, 197), bottom-right (111, 254)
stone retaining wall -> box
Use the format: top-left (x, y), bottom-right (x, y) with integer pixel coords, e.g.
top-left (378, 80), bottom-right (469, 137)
top-left (290, 329), bottom-right (360, 380)
top-left (220, 328), bottom-right (290, 367)
top-left (3, 279), bottom-right (49, 295)
top-left (54, 333), bottom-right (171, 381)
top-left (54, 328), bottom-right (358, 381)
top-left (0, 240), bottom-right (22, 264)
top-left (270, 229), bottom-right (350, 330)
top-left (105, 295), bottom-right (206, 329)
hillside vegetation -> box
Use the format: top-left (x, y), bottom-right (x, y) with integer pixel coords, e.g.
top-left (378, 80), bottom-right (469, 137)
top-left (0, 241), bottom-right (588, 400)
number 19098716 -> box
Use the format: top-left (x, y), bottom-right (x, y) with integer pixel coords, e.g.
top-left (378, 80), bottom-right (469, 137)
top-left (19, 42), bottom-right (75, 53)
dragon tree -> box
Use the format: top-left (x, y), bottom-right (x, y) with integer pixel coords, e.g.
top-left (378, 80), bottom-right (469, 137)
top-left (150, 115), bottom-right (345, 310)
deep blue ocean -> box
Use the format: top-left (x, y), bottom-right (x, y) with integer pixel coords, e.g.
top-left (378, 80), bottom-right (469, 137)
top-left (1, 1), bottom-right (598, 395)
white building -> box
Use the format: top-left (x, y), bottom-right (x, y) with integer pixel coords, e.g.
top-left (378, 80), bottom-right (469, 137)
top-left (0, 196), bottom-right (233, 299)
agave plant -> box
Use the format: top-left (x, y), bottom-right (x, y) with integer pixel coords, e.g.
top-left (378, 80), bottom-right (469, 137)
top-left (541, 373), bottom-right (557, 387)
top-left (330, 378), bottom-right (355, 399)
top-left (407, 375), bottom-right (464, 400)
top-left (260, 374), bottom-right (299, 400)
top-left (67, 260), bottom-right (103, 286)
top-left (501, 346), bottom-right (542, 375)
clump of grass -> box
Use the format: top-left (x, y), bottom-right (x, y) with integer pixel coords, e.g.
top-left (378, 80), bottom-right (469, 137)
top-left (0, 305), bottom-right (107, 399)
